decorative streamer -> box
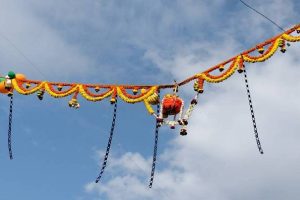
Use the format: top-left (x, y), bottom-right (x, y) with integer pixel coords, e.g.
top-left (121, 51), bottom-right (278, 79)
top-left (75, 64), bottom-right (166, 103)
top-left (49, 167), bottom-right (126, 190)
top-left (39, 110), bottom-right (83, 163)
top-left (95, 98), bottom-right (118, 183)
top-left (8, 95), bottom-right (14, 160)
top-left (242, 65), bottom-right (264, 154)
top-left (149, 90), bottom-right (160, 188)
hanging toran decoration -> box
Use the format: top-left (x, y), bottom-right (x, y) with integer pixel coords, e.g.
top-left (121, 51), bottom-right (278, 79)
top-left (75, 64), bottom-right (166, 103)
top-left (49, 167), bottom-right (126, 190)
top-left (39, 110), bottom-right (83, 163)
top-left (1, 24), bottom-right (300, 187)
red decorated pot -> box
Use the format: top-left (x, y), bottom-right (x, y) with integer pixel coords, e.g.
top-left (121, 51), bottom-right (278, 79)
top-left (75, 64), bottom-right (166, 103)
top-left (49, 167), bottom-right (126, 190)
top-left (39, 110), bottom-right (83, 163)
top-left (162, 94), bottom-right (183, 117)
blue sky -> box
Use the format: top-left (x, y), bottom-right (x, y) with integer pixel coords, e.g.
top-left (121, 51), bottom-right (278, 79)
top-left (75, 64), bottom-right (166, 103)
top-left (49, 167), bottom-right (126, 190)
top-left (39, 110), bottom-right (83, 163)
top-left (1, 0), bottom-right (300, 199)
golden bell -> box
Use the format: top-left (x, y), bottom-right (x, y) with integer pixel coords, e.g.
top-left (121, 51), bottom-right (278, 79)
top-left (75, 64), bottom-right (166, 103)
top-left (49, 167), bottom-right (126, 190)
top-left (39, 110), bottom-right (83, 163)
top-left (95, 86), bottom-right (100, 92)
top-left (110, 98), bottom-right (116, 104)
top-left (132, 88), bottom-right (138, 95)
top-left (25, 83), bottom-right (31, 89)
top-left (193, 81), bottom-right (199, 92)
top-left (57, 85), bottom-right (63, 91)
top-left (219, 65), bottom-right (225, 72)
top-left (197, 88), bottom-right (204, 93)
top-left (37, 90), bottom-right (45, 100)
top-left (278, 39), bottom-right (284, 47)
top-left (258, 47), bottom-right (264, 54)
top-left (280, 47), bottom-right (286, 53)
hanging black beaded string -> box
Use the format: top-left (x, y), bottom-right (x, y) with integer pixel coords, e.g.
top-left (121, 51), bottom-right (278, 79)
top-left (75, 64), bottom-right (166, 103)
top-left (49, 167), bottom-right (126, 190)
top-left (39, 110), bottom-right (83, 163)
top-left (242, 65), bottom-right (264, 154)
top-left (149, 90), bottom-right (160, 188)
top-left (8, 95), bottom-right (14, 159)
top-left (95, 98), bottom-right (118, 183)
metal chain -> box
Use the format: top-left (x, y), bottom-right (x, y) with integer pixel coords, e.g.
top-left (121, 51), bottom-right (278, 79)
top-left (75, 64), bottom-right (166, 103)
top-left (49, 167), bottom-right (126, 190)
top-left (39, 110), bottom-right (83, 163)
top-left (149, 90), bottom-right (160, 188)
top-left (8, 95), bottom-right (14, 160)
top-left (95, 98), bottom-right (118, 183)
top-left (242, 67), bottom-right (264, 154)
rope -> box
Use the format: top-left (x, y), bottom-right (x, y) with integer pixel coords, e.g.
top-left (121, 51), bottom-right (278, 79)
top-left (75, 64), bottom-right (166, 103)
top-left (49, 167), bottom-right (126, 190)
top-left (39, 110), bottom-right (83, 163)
top-left (95, 98), bottom-right (118, 183)
top-left (149, 90), bottom-right (160, 188)
top-left (242, 66), bottom-right (264, 154)
top-left (8, 95), bottom-right (14, 160)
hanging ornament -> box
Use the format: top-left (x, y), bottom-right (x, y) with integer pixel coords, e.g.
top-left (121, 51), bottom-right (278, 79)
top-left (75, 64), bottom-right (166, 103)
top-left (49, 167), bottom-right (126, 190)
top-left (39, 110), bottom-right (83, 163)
top-left (161, 94), bottom-right (183, 118)
top-left (193, 78), bottom-right (204, 93)
top-left (257, 46), bottom-right (264, 54)
top-left (219, 65), bottom-right (225, 72)
top-left (0, 72), bottom-right (16, 96)
top-left (68, 98), bottom-right (80, 109)
top-left (278, 38), bottom-right (287, 53)
top-left (4, 75), bottom-right (13, 90)
top-left (37, 89), bottom-right (45, 100)
top-left (25, 82), bottom-right (31, 89)
top-left (94, 86), bottom-right (100, 92)
top-left (57, 85), bottom-right (63, 91)
top-left (132, 87), bottom-right (139, 95)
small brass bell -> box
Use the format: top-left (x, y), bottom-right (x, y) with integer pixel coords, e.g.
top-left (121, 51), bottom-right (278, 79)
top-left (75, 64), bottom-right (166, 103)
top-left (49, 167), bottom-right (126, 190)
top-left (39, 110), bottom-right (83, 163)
top-left (219, 65), bottom-right (225, 72)
top-left (68, 98), bottom-right (79, 108)
top-left (25, 83), bottom-right (31, 89)
top-left (95, 86), bottom-right (100, 92)
top-left (110, 98), bottom-right (116, 104)
top-left (57, 85), bottom-right (63, 91)
top-left (258, 47), bottom-right (264, 54)
top-left (37, 90), bottom-right (45, 100)
top-left (278, 39), bottom-right (284, 47)
top-left (132, 88), bottom-right (138, 95)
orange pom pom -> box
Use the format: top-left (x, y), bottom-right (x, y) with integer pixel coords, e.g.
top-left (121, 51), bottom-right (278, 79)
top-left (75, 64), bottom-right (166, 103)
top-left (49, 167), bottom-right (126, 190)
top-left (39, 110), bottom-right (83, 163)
top-left (15, 74), bottom-right (27, 81)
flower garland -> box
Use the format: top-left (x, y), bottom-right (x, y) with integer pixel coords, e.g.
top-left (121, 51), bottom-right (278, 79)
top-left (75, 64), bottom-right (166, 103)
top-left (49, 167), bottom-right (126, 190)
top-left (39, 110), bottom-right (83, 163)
top-left (79, 85), bottom-right (114, 102)
top-left (243, 38), bottom-right (279, 63)
top-left (2, 23), bottom-right (300, 114)
top-left (45, 83), bottom-right (79, 98)
top-left (117, 86), bottom-right (158, 104)
top-left (12, 80), bottom-right (46, 95)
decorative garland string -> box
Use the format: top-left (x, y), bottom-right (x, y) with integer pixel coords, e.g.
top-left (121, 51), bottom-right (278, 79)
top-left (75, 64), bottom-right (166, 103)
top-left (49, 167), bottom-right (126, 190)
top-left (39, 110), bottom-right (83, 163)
top-left (149, 90), bottom-right (160, 188)
top-left (242, 66), bottom-right (264, 154)
top-left (95, 98), bottom-right (118, 183)
top-left (8, 95), bottom-right (14, 160)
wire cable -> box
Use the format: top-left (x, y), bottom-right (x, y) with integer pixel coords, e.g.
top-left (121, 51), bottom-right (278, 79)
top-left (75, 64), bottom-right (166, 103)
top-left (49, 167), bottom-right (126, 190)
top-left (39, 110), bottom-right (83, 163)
top-left (0, 32), bottom-right (48, 79)
top-left (239, 0), bottom-right (285, 32)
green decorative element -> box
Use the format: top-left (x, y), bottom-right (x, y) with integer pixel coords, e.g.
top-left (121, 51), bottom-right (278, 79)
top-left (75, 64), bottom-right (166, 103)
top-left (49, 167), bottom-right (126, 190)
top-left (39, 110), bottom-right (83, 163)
top-left (0, 77), bottom-right (5, 82)
top-left (8, 71), bottom-right (16, 79)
